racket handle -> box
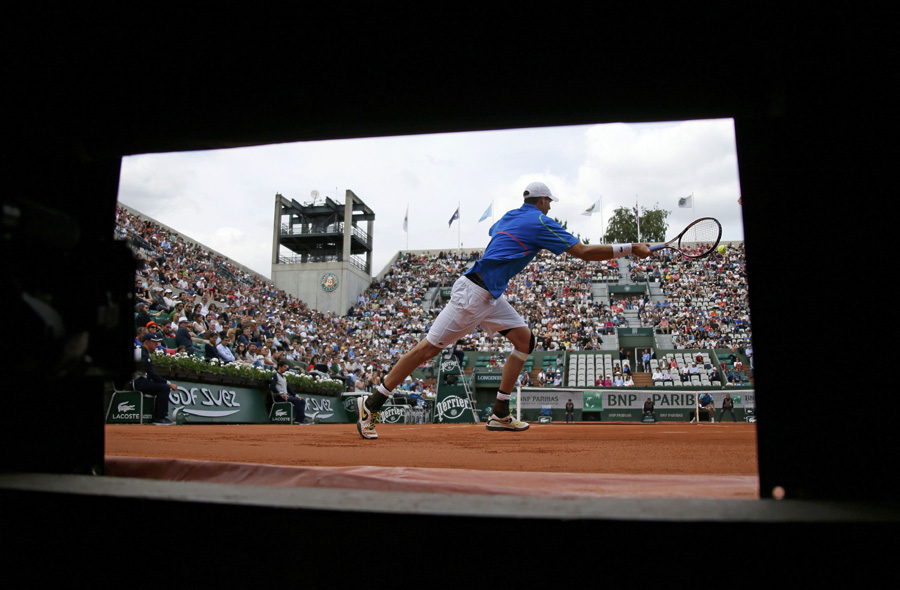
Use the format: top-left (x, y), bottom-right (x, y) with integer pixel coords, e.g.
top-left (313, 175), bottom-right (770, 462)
top-left (650, 244), bottom-right (665, 252)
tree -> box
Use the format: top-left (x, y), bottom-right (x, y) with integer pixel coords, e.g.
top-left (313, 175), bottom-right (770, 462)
top-left (556, 218), bottom-right (589, 244)
top-left (603, 205), bottom-right (670, 243)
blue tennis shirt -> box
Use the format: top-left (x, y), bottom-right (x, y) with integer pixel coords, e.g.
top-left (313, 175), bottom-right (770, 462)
top-left (468, 203), bottom-right (579, 298)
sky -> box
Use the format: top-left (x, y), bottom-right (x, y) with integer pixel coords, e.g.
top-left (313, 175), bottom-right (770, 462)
top-left (117, 118), bottom-right (744, 279)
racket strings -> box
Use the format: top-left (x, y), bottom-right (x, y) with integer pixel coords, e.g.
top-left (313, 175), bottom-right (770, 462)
top-left (678, 219), bottom-right (721, 256)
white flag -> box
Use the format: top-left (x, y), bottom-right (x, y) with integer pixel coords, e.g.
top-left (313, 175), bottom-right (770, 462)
top-left (678, 195), bottom-right (693, 208)
top-left (581, 200), bottom-right (600, 216)
top-left (403, 205), bottom-right (408, 232)
top-left (479, 202), bottom-right (493, 223)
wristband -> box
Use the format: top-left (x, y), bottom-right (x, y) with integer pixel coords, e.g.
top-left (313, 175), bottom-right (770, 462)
top-left (611, 243), bottom-right (632, 258)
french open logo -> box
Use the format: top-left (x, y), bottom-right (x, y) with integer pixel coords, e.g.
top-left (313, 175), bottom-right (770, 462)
top-left (321, 273), bottom-right (339, 292)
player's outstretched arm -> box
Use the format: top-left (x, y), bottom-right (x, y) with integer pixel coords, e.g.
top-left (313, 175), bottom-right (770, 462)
top-left (565, 242), bottom-right (651, 261)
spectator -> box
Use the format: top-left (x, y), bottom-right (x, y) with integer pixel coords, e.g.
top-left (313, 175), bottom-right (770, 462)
top-left (216, 335), bottom-right (236, 363)
top-left (135, 303), bottom-right (152, 331)
top-left (132, 333), bottom-right (178, 426)
top-left (168, 301), bottom-right (186, 324)
top-left (204, 332), bottom-right (223, 361)
top-left (174, 317), bottom-right (194, 352)
top-left (269, 361), bottom-right (308, 425)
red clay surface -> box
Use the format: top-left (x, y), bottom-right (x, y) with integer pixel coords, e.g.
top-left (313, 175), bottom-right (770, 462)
top-left (105, 422), bottom-right (759, 499)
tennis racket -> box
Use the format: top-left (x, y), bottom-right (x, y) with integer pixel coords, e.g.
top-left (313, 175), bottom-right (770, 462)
top-left (649, 217), bottom-right (722, 259)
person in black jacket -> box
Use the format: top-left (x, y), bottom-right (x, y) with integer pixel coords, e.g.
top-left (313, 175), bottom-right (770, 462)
top-left (643, 397), bottom-right (656, 421)
top-left (270, 361), bottom-right (308, 424)
top-left (204, 331), bottom-right (223, 362)
top-left (718, 393), bottom-right (738, 422)
top-left (174, 316), bottom-right (194, 352)
top-left (133, 332), bottom-right (178, 425)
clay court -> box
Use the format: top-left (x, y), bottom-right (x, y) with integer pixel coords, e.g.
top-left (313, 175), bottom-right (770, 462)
top-left (105, 421), bottom-right (759, 499)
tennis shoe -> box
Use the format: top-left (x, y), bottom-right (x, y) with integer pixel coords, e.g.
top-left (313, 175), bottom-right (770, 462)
top-left (356, 396), bottom-right (379, 439)
top-left (486, 414), bottom-right (530, 432)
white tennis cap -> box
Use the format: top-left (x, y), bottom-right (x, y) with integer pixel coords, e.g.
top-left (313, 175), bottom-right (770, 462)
top-left (523, 181), bottom-right (559, 202)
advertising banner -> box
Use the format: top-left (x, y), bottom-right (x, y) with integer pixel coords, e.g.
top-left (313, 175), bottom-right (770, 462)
top-left (519, 387), bottom-right (753, 422)
top-left (108, 380), bottom-right (348, 424)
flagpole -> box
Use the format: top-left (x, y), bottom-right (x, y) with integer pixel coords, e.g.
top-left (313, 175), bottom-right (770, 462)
top-left (599, 193), bottom-right (604, 242)
top-left (636, 195), bottom-right (641, 243)
top-left (457, 201), bottom-right (461, 254)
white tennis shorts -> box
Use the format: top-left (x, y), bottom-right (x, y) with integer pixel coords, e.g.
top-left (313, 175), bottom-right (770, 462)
top-left (426, 275), bottom-right (527, 348)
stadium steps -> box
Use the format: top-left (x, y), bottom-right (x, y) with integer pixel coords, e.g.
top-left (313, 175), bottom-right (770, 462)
top-left (632, 373), bottom-right (654, 387)
top-left (622, 309), bottom-right (639, 327)
top-left (422, 286), bottom-right (438, 310)
top-left (592, 282), bottom-right (609, 300)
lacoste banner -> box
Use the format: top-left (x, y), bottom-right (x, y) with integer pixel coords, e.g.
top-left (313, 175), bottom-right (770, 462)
top-left (106, 391), bottom-right (154, 424)
top-left (270, 403), bottom-right (294, 424)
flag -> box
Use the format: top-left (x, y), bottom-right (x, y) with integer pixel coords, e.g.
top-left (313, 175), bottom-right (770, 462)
top-left (448, 206), bottom-right (459, 228)
top-left (479, 202), bottom-right (493, 223)
top-left (678, 195), bottom-right (693, 208)
top-left (634, 204), bottom-right (640, 220)
top-left (403, 205), bottom-right (408, 232)
top-left (581, 200), bottom-right (600, 216)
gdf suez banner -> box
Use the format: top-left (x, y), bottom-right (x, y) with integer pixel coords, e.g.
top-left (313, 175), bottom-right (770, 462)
top-left (168, 381), bottom-right (349, 424)
top-left (111, 380), bottom-right (349, 424)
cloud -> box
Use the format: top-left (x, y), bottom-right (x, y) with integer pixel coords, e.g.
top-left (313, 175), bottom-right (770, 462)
top-left (118, 119), bottom-right (744, 278)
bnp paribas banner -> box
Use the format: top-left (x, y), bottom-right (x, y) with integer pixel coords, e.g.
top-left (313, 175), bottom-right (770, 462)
top-left (517, 389), bottom-right (584, 409)
top-left (520, 387), bottom-right (754, 422)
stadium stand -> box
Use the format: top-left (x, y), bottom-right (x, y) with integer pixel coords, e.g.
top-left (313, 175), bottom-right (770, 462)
top-left (118, 205), bottom-right (751, 393)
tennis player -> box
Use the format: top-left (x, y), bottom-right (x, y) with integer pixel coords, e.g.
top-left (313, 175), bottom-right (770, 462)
top-left (356, 181), bottom-right (651, 439)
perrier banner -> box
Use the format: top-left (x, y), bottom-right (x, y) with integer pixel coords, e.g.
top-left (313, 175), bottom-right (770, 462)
top-left (434, 355), bottom-right (477, 423)
top-left (434, 387), bottom-right (477, 423)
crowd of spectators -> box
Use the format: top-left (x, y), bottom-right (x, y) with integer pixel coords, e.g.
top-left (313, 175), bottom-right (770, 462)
top-left (118, 205), bottom-right (752, 393)
top-left (628, 243), bottom-right (751, 351)
top-left (455, 250), bottom-right (629, 354)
